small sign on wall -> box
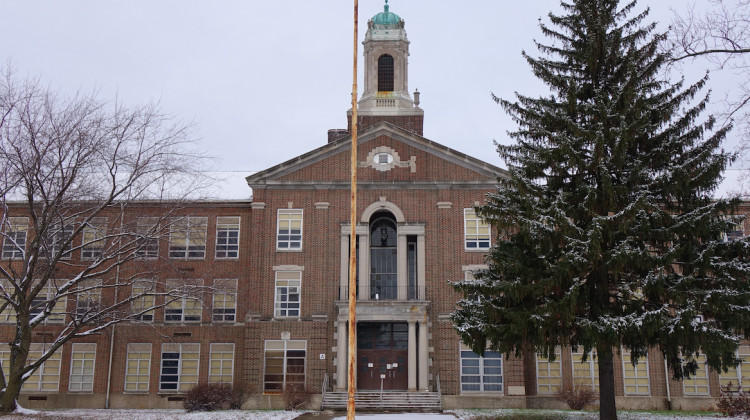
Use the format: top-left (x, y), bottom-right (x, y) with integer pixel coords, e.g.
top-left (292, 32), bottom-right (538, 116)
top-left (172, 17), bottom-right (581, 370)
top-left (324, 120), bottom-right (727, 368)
top-left (320, 353), bottom-right (325, 360)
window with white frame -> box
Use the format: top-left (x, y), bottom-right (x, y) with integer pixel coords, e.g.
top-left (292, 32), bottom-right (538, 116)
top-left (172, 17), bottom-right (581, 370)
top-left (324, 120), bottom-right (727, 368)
top-left (131, 280), bottom-right (155, 322)
top-left (460, 343), bottom-right (503, 392)
top-left (0, 279), bottom-right (17, 323)
top-left (683, 353), bottom-right (710, 395)
top-left (274, 271), bottom-right (301, 318)
top-left (68, 343), bottom-right (96, 392)
top-left (18, 343), bottom-right (61, 392)
top-left (464, 209), bottom-right (490, 250)
top-left (277, 209), bottom-right (303, 250)
top-left (165, 279), bottom-right (202, 323)
top-left (159, 343), bottom-right (199, 392)
top-left (49, 224), bottom-right (74, 259)
top-left (125, 343), bottom-right (151, 392)
top-left (215, 217), bottom-right (240, 259)
top-left (721, 215), bottom-right (746, 242)
top-left (169, 217), bottom-right (207, 259)
top-left (621, 347), bottom-right (650, 395)
top-left (75, 280), bottom-right (101, 319)
top-left (81, 217), bottom-right (106, 260)
top-left (264, 340), bottom-right (306, 392)
top-left (719, 345), bottom-right (750, 391)
top-left (536, 347), bottom-right (562, 394)
top-left (571, 349), bottom-right (599, 390)
top-left (30, 280), bottom-right (65, 323)
top-left (212, 279), bottom-right (236, 323)
top-left (135, 217), bottom-right (159, 259)
top-left (2, 217), bottom-right (28, 260)
top-left (209, 343), bottom-right (235, 385)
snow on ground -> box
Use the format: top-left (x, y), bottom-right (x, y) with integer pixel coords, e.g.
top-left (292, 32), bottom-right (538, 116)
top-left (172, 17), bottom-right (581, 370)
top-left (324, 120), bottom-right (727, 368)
top-left (4, 409), bottom-right (303, 420)
top-left (1, 409), bottom-right (745, 420)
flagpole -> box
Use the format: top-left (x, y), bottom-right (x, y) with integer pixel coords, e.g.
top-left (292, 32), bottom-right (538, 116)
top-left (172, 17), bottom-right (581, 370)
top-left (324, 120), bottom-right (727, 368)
top-left (347, 0), bottom-right (359, 419)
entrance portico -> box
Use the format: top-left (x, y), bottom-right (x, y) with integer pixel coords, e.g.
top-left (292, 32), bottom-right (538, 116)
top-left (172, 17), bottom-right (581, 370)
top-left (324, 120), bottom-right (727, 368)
top-left (335, 301), bottom-right (430, 391)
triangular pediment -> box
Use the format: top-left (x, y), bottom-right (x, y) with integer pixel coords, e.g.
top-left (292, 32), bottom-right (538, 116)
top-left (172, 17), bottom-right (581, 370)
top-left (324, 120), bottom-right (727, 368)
top-left (245, 122), bottom-right (507, 189)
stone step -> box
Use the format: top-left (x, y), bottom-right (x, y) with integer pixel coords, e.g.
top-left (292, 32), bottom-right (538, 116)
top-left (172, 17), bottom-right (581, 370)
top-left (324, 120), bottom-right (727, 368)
top-left (321, 391), bottom-right (441, 411)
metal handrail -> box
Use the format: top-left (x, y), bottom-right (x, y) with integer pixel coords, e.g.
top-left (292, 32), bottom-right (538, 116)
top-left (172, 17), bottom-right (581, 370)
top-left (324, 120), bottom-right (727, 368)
top-left (436, 375), bottom-right (442, 411)
top-left (322, 373), bottom-right (329, 396)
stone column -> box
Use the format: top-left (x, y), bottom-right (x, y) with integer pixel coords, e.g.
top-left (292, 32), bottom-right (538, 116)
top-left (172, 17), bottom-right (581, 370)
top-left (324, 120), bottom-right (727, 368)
top-left (408, 321), bottom-right (417, 391)
top-left (358, 232), bottom-right (369, 300)
top-left (418, 321), bottom-right (429, 390)
top-left (340, 233), bottom-right (349, 300)
top-left (397, 234), bottom-right (407, 300)
top-left (337, 321), bottom-right (347, 390)
top-left (417, 234), bottom-right (426, 299)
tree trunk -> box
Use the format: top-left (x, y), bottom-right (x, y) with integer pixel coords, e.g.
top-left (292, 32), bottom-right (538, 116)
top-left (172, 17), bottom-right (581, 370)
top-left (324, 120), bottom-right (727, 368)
top-left (0, 377), bottom-right (21, 412)
top-left (597, 346), bottom-right (617, 420)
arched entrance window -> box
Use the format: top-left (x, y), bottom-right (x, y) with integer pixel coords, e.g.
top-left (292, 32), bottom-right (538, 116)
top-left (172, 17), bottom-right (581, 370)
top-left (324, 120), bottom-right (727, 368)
top-left (370, 212), bottom-right (397, 299)
top-left (378, 54), bottom-right (394, 92)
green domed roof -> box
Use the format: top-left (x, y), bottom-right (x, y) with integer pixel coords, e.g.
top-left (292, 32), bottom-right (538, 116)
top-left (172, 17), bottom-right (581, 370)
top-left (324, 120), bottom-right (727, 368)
top-left (372, 0), bottom-right (401, 26)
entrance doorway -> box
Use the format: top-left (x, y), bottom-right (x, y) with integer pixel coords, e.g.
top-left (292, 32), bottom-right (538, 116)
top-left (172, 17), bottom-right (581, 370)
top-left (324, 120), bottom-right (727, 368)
top-left (357, 322), bottom-right (408, 390)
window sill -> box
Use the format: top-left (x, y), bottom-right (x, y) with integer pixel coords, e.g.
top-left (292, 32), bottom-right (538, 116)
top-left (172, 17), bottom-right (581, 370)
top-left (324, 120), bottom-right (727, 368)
top-left (276, 249), bottom-right (303, 253)
top-left (464, 248), bottom-right (490, 253)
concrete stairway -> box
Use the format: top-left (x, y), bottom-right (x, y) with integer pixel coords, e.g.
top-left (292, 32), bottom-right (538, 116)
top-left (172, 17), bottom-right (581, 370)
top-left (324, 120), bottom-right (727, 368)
top-left (321, 390), bottom-right (442, 412)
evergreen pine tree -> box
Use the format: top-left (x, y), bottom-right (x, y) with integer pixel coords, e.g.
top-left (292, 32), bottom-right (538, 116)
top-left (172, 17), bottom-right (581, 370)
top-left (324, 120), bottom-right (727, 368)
top-left (451, 1), bottom-right (750, 418)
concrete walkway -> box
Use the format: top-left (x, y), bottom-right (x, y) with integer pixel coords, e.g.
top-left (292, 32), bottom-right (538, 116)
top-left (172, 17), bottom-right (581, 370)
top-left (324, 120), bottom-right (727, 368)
top-left (295, 413), bottom-right (457, 420)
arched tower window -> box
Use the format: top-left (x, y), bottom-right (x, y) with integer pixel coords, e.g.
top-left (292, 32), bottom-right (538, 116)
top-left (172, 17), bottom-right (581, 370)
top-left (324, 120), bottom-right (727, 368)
top-left (370, 211), bottom-right (397, 299)
top-left (377, 54), bottom-right (394, 92)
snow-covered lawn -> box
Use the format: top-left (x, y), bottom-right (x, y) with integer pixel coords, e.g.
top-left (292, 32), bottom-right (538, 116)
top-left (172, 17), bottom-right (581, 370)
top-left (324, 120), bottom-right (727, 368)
top-left (450, 408), bottom-right (738, 419)
top-left (4, 408), bottom-right (305, 420)
top-left (2, 408), bottom-right (744, 420)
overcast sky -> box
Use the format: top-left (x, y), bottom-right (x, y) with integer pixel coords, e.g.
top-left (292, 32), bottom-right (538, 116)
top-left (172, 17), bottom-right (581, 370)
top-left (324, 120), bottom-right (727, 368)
top-left (0, 0), bottom-right (742, 196)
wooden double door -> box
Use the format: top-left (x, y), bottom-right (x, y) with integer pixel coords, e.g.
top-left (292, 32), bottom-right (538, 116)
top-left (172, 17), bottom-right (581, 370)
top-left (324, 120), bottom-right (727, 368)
top-left (357, 322), bottom-right (408, 390)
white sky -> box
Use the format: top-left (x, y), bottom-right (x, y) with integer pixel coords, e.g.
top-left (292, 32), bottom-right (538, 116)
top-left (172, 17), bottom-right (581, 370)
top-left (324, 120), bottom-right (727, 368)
top-left (0, 0), bottom-right (742, 196)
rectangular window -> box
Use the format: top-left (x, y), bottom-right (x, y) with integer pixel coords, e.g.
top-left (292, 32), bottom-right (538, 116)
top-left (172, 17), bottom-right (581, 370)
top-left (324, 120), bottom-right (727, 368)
top-left (169, 217), bottom-right (207, 259)
top-left (571, 349), bottom-right (599, 390)
top-left (719, 345), bottom-right (750, 391)
top-left (75, 280), bottom-right (101, 319)
top-left (160, 343), bottom-right (200, 392)
top-left (721, 215), bottom-right (746, 242)
top-left (209, 343), bottom-right (235, 385)
top-left (464, 209), bottom-right (490, 250)
top-left (536, 347), bottom-right (562, 394)
top-left (165, 279), bottom-right (202, 323)
top-left (212, 279), bottom-right (237, 323)
top-left (683, 353), bottom-right (710, 395)
top-left (136, 217), bottom-right (159, 259)
top-left (81, 217), bottom-right (106, 260)
top-left (2, 217), bottom-right (28, 260)
top-left (264, 340), bottom-right (306, 392)
top-left (621, 347), bottom-right (650, 395)
top-left (274, 271), bottom-right (301, 318)
top-left (125, 343), bottom-right (152, 392)
top-left (0, 280), bottom-right (17, 324)
top-left (277, 209), bottom-right (303, 250)
top-left (68, 343), bottom-right (96, 392)
top-left (30, 280), bottom-right (65, 323)
top-left (24, 343), bottom-right (61, 392)
top-left (49, 224), bottom-right (74, 259)
top-left (460, 343), bottom-right (503, 392)
top-left (215, 217), bottom-right (240, 259)
top-left (131, 280), bottom-right (155, 322)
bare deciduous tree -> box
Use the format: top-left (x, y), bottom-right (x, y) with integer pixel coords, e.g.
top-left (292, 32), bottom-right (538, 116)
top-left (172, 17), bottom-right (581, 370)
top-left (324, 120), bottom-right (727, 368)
top-left (0, 67), bottom-right (211, 412)
top-left (669, 0), bottom-right (750, 192)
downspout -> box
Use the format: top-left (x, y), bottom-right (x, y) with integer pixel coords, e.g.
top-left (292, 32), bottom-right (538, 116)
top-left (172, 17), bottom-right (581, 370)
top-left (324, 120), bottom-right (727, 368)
top-left (664, 358), bottom-right (671, 410)
top-left (105, 203), bottom-right (124, 409)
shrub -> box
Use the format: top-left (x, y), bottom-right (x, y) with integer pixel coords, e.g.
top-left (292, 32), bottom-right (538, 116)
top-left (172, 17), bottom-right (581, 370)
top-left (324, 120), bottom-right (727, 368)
top-left (282, 384), bottom-right (312, 410)
top-left (717, 383), bottom-right (750, 418)
top-left (555, 386), bottom-right (596, 410)
top-left (184, 383), bottom-right (243, 412)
